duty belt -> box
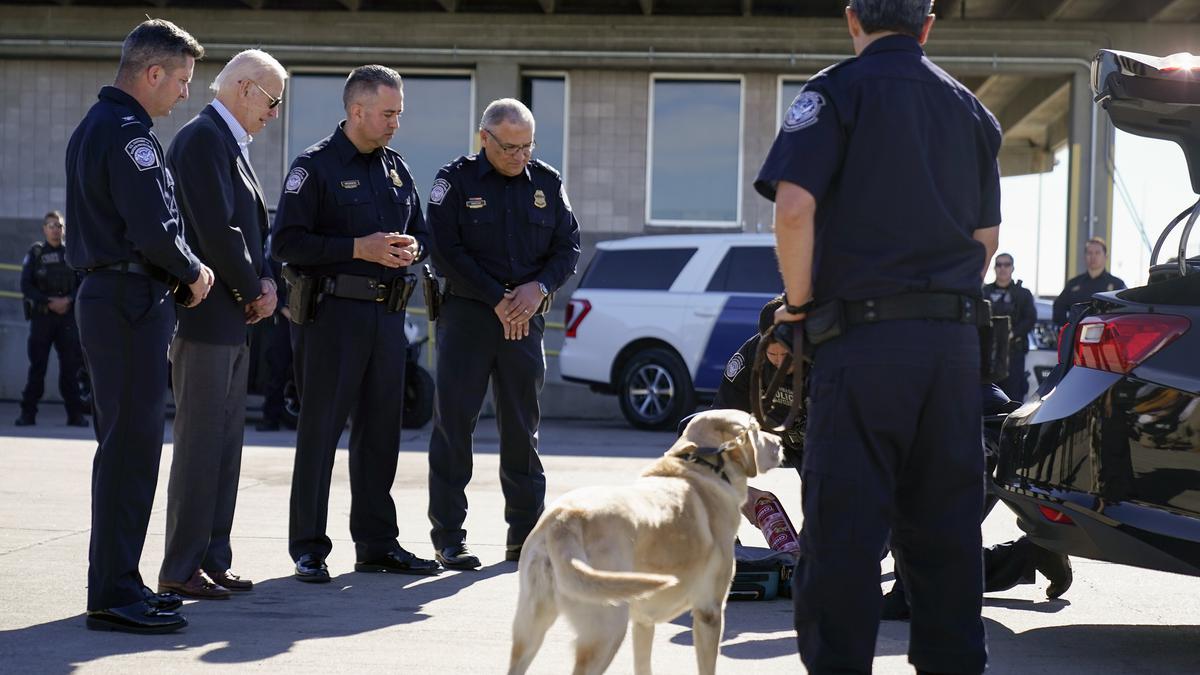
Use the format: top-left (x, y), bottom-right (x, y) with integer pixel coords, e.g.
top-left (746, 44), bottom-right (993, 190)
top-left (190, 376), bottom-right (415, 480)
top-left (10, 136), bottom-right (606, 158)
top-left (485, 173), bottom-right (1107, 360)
top-left (843, 292), bottom-right (986, 327)
top-left (323, 272), bottom-right (416, 313)
top-left (84, 261), bottom-right (180, 290)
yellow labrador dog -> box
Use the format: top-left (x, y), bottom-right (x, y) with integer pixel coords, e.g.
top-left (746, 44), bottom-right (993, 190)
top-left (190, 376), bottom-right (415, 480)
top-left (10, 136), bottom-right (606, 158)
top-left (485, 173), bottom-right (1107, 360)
top-left (507, 409), bottom-right (783, 675)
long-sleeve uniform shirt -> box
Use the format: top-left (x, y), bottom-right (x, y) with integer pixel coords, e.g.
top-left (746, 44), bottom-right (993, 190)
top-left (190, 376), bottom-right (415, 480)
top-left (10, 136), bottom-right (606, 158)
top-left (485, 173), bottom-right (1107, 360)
top-left (1052, 270), bottom-right (1126, 326)
top-left (65, 86), bottom-right (201, 284)
top-left (712, 334), bottom-right (806, 465)
top-left (426, 150), bottom-right (580, 306)
top-left (272, 123), bottom-right (431, 281)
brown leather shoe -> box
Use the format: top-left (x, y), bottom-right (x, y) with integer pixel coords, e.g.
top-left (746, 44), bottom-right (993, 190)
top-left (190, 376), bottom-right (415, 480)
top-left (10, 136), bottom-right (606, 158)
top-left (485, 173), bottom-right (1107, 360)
top-left (158, 570), bottom-right (232, 600)
top-left (204, 569), bottom-right (253, 592)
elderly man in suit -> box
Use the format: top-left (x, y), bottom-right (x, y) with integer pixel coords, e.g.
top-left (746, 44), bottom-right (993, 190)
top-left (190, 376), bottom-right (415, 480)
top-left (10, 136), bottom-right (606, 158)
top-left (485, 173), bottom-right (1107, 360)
top-left (158, 49), bottom-right (285, 599)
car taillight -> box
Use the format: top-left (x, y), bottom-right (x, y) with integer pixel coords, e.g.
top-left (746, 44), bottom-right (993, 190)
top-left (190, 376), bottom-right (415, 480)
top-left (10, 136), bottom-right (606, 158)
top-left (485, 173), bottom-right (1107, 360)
top-left (1038, 505), bottom-right (1075, 525)
top-left (565, 299), bottom-right (591, 338)
top-left (1073, 313), bottom-right (1190, 374)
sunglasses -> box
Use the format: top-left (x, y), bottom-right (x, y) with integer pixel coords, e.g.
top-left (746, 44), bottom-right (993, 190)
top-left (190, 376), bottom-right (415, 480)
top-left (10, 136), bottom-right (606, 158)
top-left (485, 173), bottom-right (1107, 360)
top-left (247, 80), bottom-right (283, 109)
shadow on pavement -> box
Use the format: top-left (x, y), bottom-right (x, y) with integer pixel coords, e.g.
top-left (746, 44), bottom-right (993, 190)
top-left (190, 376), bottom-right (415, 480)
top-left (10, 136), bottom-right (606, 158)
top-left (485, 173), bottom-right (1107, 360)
top-left (984, 596), bottom-right (1070, 613)
top-left (0, 563), bottom-right (511, 673)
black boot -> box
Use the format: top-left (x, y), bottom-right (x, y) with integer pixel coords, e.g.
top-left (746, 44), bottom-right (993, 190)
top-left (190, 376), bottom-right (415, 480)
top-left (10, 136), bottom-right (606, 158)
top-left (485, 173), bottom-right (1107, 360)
top-left (1031, 544), bottom-right (1072, 599)
top-left (984, 538), bottom-right (1036, 593)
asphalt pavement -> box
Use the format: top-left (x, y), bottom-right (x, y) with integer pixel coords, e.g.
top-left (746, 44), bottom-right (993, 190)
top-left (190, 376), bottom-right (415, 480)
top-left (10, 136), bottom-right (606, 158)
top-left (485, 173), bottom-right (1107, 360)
top-left (1, 402), bottom-right (1198, 674)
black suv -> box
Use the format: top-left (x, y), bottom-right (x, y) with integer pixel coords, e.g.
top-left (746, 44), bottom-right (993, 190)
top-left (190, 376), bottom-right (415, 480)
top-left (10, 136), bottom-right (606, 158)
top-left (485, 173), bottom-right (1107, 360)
top-left (994, 49), bottom-right (1200, 577)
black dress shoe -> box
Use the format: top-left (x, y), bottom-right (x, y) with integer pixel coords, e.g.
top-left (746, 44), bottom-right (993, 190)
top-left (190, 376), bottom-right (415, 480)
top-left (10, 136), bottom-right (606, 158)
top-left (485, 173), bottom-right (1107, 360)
top-left (141, 586), bottom-right (183, 612)
top-left (436, 544), bottom-right (481, 570)
top-left (504, 544), bottom-right (522, 562)
top-left (14, 415), bottom-right (35, 427)
top-left (86, 600), bottom-right (187, 634)
top-left (294, 553), bottom-right (330, 583)
top-left (355, 548), bottom-right (441, 576)
top-left (1032, 545), bottom-right (1073, 599)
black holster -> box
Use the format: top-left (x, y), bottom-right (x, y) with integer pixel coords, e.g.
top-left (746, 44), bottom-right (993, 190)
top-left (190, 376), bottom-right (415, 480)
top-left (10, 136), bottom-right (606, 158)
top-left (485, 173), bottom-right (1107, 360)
top-left (387, 274), bottom-right (418, 314)
top-left (981, 312), bottom-right (1011, 383)
top-left (282, 265), bottom-right (320, 325)
top-left (423, 265), bottom-right (443, 321)
top-left (22, 298), bottom-right (34, 321)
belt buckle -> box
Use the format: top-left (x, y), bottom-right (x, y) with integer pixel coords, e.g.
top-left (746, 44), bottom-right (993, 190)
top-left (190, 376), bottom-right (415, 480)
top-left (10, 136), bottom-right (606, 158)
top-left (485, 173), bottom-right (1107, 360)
top-left (370, 278), bottom-right (387, 303)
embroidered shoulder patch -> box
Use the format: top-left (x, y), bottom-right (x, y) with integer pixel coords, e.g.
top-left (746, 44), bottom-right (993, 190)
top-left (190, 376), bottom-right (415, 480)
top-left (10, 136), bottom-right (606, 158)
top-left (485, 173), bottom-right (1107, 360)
top-left (429, 178), bottom-right (451, 206)
top-left (724, 353), bottom-right (745, 381)
top-left (783, 91), bottom-right (825, 133)
top-left (124, 138), bottom-right (160, 171)
top-left (285, 167), bottom-right (309, 194)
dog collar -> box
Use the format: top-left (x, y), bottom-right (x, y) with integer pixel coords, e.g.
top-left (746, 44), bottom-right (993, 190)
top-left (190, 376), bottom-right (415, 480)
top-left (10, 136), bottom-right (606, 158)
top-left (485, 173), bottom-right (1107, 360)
top-left (684, 446), bottom-right (730, 484)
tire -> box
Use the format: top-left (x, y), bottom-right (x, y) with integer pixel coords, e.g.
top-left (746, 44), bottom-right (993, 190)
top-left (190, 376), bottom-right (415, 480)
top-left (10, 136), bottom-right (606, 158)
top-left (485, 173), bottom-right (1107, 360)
top-left (403, 365), bottom-right (435, 429)
top-left (618, 347), bottom-right (695, 430)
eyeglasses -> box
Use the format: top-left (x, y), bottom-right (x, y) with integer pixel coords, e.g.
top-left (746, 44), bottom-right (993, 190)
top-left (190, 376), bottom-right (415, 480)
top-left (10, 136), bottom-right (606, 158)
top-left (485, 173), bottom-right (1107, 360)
top-left (995, 261), bottom-right (1013, 268)
top-left (247, 80), bottom-right (283, 109)
top-left (483, 128), bottom-right (535, 156)
top-left (44, 222), bottom-right (64, 229)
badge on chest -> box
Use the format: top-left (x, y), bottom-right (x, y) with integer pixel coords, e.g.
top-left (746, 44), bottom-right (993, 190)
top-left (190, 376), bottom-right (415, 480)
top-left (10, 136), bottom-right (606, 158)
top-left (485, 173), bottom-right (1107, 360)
top-left (533, 189), bottom-right (547, 209)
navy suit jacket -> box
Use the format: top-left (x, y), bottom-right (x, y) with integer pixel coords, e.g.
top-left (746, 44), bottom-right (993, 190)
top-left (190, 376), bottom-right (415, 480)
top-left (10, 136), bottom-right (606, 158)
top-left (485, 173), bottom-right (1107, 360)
top-left (169, 104), bottom-right (271, 345)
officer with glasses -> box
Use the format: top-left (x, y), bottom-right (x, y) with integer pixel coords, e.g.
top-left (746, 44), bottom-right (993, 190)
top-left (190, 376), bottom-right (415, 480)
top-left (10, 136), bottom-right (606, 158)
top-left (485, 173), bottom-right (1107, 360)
top-left (424, 98), bottom-right (580, 570)
top-left (983, 253), bottom-right (1035, 401)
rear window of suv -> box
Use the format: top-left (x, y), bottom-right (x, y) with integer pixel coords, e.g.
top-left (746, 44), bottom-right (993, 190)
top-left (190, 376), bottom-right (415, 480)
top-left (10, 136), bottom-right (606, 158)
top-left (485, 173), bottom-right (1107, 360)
top-left (578, 248), bottom-right (697, 290)
top-left (705, 246), bottom-right (782, 294)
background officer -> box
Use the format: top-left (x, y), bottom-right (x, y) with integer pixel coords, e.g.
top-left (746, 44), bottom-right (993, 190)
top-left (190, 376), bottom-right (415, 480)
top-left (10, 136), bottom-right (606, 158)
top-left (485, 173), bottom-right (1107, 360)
top-left (756, 1), bottom-right (1001, 672)
top-left (426, 98), bottom-right (580, 570)
top-left (272, 65), bottom-right (438, 583)
top-left (1053, 236), bottom-right (1126, 326)
top-left (984, 253), bottom-right (1036, 401)
top-left (16, 210), bottom-right (88, 427)
top-left (66, 18), bottom-right (213, 634)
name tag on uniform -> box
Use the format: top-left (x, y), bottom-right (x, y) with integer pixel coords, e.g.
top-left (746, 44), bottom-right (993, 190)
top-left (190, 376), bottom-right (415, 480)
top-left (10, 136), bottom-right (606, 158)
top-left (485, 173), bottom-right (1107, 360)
top-left (533, 189), bottom-right (547, 209)
top-left (341, 180), bottom-right (360, 189)
top-left (466, 197), bottom-right (486, 209)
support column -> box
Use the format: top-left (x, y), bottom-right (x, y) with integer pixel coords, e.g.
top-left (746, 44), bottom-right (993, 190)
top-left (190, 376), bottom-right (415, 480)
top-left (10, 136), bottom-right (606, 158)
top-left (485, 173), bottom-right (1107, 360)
top-left (473, 59), bottom-right (522, 150)
top-left (1065, 69), bottom-right (1115, 279)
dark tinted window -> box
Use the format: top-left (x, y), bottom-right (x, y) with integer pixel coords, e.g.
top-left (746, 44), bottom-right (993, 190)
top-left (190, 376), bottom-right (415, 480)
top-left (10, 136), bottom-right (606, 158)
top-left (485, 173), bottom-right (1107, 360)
top-left (706, 246), bottom-right (783, 294)
top-left (579, 248), bottom-right (697, 290)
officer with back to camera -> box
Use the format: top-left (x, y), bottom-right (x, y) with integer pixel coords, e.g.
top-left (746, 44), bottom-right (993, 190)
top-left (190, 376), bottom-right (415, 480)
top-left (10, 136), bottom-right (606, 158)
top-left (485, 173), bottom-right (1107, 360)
top-left (272, 65), bottom-right (439, 583)
top-left (16, 210), bottom-right (88, 428)
top-left (66, 18), bottom-right (214, 634)
top-left (425, 98), bottom-right (580, 570)
top-left (756, 1), bottom-right (1001, 672)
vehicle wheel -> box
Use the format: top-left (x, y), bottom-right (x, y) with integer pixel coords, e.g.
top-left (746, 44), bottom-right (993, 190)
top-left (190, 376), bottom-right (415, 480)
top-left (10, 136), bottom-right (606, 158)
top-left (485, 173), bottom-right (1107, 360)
top-left (282, 379), bottom-right (300, 429)
top-left (618, 348), bottom-right (695, 430)
top-left (403, 365), bottom-right (435, 429)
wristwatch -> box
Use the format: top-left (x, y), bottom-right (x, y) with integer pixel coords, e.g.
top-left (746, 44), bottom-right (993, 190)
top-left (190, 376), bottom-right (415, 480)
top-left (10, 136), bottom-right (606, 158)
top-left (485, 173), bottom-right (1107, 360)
top-left (537, 282), bottom-right (549, 297)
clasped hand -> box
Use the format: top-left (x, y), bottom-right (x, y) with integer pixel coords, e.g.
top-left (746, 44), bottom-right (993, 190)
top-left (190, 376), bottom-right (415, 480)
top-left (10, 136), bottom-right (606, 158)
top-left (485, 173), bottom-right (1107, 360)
top-left (354, 232), bottom-right (418, 268)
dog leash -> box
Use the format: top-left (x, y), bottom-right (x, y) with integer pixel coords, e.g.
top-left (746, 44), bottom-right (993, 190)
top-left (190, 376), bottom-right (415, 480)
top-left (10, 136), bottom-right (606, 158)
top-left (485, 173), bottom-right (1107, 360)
top-left (749, 323), bottom-right (807, 432)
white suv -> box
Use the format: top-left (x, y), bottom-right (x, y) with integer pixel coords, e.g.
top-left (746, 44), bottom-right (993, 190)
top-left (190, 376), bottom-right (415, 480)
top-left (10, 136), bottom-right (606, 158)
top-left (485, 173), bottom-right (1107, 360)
top-left (559, 233), bottom-right (781, 429)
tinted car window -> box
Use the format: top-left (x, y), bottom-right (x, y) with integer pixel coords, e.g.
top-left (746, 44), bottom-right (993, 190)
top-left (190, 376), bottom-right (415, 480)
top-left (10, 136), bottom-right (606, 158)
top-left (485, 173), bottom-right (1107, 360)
top-left (578, 248), bottom-right (697, 290)
top-left (706, 246), bottom-right (783, 294)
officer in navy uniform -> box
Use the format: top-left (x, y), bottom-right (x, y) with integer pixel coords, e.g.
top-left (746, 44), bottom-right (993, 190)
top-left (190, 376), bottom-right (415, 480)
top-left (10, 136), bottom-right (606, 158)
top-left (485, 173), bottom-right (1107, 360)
top-left (16, 211), bottom-right (88, 427)
top-left (983, 253), bottom-right (1036, 401)
top-left (426, 98), bottom-right (580, 570)
top-left (1052, 236), bottom-right (1126, 327)
top-left (66, 19), bottom-right (214, 634)
top-left (272, 65), bottom-right (439, 582)
top-left (755, 2), bottom-right (1001, 672)
top-left (712, 295), bottom-right (805, 471)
